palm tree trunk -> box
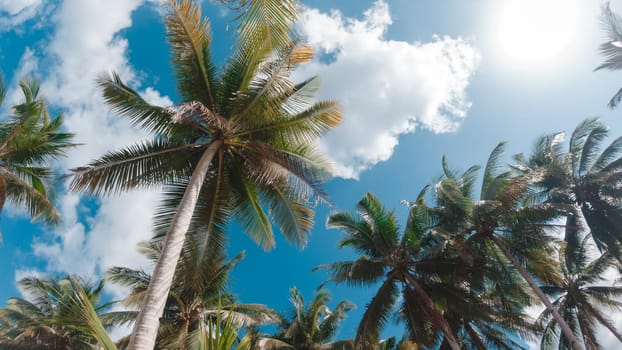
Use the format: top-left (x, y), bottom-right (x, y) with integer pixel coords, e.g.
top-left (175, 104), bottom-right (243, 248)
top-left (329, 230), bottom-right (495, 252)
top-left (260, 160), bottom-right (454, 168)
top-left (403, 274), bottom-right (461, 350)
top-left (489, 236), bottom-right (585, 350)
top-left (583, 302), bottom-right (622, 344)
top-left (127, 140), bottom-right (223, 350)
top-left (464, 322), bottom-right (487, 350)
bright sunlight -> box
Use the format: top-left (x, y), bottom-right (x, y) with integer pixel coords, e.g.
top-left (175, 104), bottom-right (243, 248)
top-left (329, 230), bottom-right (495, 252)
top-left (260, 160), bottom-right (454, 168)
top-left (494, 0), bottom-right (580, 66)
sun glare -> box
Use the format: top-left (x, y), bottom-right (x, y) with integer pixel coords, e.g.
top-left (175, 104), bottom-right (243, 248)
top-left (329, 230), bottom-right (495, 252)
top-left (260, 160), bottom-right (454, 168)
top-left (494, 0), bottom-right (580, 66)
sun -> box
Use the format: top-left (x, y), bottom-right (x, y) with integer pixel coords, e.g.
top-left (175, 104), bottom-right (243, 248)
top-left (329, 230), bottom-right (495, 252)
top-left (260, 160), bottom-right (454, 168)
top-left (494, 0), bottom-right (580, 66)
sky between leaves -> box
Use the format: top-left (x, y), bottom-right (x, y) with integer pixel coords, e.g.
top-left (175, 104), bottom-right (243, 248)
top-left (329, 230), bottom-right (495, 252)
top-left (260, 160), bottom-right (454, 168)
top-left (1, 0), bottom-right (622, 347)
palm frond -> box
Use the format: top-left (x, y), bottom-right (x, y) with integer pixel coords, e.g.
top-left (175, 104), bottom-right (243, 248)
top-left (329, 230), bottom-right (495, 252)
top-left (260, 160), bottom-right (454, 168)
top-left (69, 139), bottom-right (198, 195)
top-left (98, 72), bottom-right (176, 136)
top-left (3, 171), bottom-right (59, 224)
top-left (166, 0), bottom-right (218, 110)
top-left (481, 142), bottom-right (507, 199)
top-left (233, 0), bottom-right (299, 88)
top-left (355, 274), bottom-right (398, 348)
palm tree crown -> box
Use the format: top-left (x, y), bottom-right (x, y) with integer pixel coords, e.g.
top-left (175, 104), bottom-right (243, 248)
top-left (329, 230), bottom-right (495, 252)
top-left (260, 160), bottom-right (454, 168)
top-left (514, 118), bottom-right (622, 258)
top-left (0, 275), bottom-right (116, 350)
top-left (318, 192), bottom-right (464, 350)
top-left (538, 237), bottom-right (622, 349)
top-left (269, 287), bottom-right (355, 350)
top-left (0, 76), bottom-right (75, 226)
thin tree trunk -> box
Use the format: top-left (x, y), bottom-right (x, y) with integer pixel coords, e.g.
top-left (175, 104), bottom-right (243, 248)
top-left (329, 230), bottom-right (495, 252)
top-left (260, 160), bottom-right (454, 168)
top-left (127, 140), bottom-right (222, 350)
top-left (583, 302), bottom-right (622, 344)
top-left (403, 274), bottom-right (461, 350)
top-left (464, 322), bottom-right (487, 350)
top-left (577, 312), bottom-right (596, 350)
top-left (489, 236), bottom-right (585, 350)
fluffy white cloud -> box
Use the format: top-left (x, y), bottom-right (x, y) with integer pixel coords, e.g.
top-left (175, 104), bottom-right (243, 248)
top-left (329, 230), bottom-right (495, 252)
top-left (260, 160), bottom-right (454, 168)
top-left (297, 0), bottom-right (480, 179)
top-left (11, 0), bottom-right (169, 297)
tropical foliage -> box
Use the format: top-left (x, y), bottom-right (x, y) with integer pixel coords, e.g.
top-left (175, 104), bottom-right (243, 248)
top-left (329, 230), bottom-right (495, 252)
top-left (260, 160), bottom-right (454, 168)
top-left (264, 287), bottom-right (354, 350)
top-left (3, 1), bottom-right (622, 350)
top-left (538, 237), bottom-right (622, 349)
top-left (68, 0), bottom-right (341, 347)
top-left (0, 75), bottom-right (75, 227)
top-left (0, 275), bottom-right (116, 350)
top-left (107, 228), bottom-right (278, 349)
top-left (597, 2), bottom-right (622, 108)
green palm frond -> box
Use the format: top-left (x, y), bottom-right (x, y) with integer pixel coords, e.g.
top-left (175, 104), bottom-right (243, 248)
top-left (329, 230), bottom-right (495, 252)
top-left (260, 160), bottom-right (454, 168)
top-left (69, 138), bottom-right (198, 195)
top-left (355, 275), bottom-right (399, 348)
top-left (273, 287), bottom-right (353, 350)
top-left (232, 40), bottom-right (313, 122)
top-left (569, 118), bottom-right (600, 175)
top-left (481, 142), bottom-right (507, 199)
top-left (590, 136), bottom-right (622, 173)
top-left (98, 72), bottom-right (176, 136)
top-left (263, 184), bottom-right (313, 247)
top-left (0, 76), bottom-right (74, 227)
top-left (3, 171), bottom-right (60, 224)
top-left (314, 258), bottom-right (386, 289)
top-left (233, 0), bottom-right (300, 88)
top-left (578, 122), bottom-right (608, 176)
top-left (230, 162), bottom-right (274, 249)
top-left (166, 0), bottom-right (218, 110)
top-left (0, 275), bottom-right (115, 350)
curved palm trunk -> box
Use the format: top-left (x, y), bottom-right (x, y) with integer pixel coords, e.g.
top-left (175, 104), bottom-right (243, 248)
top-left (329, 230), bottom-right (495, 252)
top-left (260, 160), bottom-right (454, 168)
top-left (403, 274), bottom-right (461, 350)
top-left (128, 140), bottom-right (222, 350)
top-left (489, 236), bottom-right (585, 350)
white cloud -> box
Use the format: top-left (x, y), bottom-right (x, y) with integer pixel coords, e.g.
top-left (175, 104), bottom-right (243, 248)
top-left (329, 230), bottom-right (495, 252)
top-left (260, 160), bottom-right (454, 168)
top-left (0, 0), bottom-right (44, 28)
top-left (296, 0), bottom-right (480, 179)
top-left (10, 0), bottom-right (169, 297)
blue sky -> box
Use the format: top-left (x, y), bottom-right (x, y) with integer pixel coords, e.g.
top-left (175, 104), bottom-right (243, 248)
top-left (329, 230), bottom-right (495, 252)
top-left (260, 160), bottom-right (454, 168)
top-left (2, 0), bottom-right (622, 347)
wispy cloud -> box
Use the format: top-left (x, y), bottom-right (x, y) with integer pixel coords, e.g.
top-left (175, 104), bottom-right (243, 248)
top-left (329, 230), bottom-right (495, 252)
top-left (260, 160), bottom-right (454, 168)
top-left (0, 0), bottom-right (46, 29)
top-left (297, 0), bottom-right (480, 179)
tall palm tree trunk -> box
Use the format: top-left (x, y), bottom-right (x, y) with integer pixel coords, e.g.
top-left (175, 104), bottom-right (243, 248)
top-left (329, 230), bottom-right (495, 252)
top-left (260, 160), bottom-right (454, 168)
top-left (128, 140), bottom-right (223, 350)
top-left (489, 236), bottom-right (585, 350)
top-left (403, 274), bottom-right (461, 350)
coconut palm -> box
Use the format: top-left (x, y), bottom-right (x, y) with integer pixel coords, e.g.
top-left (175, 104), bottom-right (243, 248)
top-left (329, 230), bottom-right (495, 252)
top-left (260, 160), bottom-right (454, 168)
top-left (0, 275), bottom-right (117, 350)
top-left (433, 143), bottom-right (584, 350)
top-left (0, 75), bottom-right (75, 226)
top-left (404, 177), bottom-right (538, 350)
top-left (538, 236), bottom-right (622, 350)
top-left (437, 268), bottom-right (537, 350)
top-left (514, 118), bottom-right (622, 259)
top-left (317, 193), bottom-right (464, 350)
top-left (259, 287), bottom-right (354, 350)
top-left (68, 0), bottom-right (341, 348)
top-left (107, 228), bottom-right (278, 349)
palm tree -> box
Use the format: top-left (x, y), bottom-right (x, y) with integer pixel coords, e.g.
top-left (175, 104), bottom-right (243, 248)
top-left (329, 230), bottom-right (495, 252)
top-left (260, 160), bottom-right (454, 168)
top-left (438, 269), bottom-right (537, 350)
top-left (596, 3), bottom-right (622, 108)
top-left (408, 179), bottom-right (538, 350)
top-left (538, 236), bottom-right (622, 349)
top-left (68, 0), bottom-right (341, 348)
top-left (317, 193), bottom-right (463, 350)
top-left (433, 143), bottom-right (585, 350)
top-left (513, 118), bottom-right (622, 259)
top-left (107, 228), bottom-right (279, 349)
top-left (260, 287), bottom-right (354, 350)
top-left (0, 275), bottom-right (117, 350)
top-left (0, 75), bottom-right (75, 227)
